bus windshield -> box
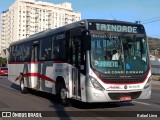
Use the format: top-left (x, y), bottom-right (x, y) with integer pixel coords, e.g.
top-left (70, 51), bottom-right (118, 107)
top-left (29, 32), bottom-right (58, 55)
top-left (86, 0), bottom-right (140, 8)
top-left (90, 33), bottom-right (149, 75)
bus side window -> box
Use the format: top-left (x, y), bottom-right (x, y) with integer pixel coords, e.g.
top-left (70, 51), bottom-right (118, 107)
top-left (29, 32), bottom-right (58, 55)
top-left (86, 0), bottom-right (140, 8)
top-left (22, 44), bottom-right (31, 61)
top-left (52, 35), bottom-right (66, 60)
top-left (40, 37), bottom-right (52, 60)
top-left (53, 46), bottom-right (59, 59)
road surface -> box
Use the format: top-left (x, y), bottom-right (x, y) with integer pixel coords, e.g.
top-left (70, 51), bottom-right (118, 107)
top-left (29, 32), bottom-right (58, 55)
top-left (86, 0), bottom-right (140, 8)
top-left (0, 76), bottom-right (159, 120)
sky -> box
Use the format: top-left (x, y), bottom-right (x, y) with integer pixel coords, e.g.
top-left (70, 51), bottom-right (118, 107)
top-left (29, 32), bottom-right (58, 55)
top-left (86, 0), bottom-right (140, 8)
top-left (0, 0), bottom-right (160, 38)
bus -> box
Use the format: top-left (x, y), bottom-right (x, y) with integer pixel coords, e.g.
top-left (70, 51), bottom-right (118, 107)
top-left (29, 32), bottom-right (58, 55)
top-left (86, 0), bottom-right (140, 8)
top-left (8, 19), bottom-right (151, 105)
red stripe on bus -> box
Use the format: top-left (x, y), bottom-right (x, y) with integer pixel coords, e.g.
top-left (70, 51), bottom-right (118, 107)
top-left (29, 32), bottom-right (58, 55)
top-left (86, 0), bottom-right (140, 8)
top-left (15, 77), bottom-right (20, 81)
top-left (23, 73), bottom-right (55, 83)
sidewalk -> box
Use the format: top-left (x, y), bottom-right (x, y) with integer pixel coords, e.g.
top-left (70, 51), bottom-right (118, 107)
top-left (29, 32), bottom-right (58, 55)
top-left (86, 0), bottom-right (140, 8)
top-left (152, 80), bottom-right (160, 86)
top-left (151, 75), bottom-right (160, 86)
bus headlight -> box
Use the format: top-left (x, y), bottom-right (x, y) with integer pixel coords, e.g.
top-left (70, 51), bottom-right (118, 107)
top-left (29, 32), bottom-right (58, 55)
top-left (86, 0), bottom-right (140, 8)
top-left (144, 76), bottom-right (152, 89)
top-left (89, 76), bottom-right (105, 91)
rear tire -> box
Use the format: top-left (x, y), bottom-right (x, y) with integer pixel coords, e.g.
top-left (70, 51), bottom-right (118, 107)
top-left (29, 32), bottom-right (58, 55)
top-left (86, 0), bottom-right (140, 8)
top-left (20, 78), bottom-right (27, 94)
top-left (57, 83), bottom-right (71, 106)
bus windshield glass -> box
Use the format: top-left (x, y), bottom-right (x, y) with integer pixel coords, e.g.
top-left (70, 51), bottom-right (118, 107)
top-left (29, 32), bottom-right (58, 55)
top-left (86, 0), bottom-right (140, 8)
top-left (90, 33), bottom-right (149, 75)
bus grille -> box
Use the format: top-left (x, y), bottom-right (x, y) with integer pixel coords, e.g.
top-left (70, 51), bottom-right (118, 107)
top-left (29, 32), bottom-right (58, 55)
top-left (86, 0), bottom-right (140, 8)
top-left (108, 91), bottom-right (142, 100)
top-left (100, 75), bottom-right (146, 83)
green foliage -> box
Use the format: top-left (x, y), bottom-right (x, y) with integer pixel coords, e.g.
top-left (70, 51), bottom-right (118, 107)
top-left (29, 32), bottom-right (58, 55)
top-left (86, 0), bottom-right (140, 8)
top-left (149, 45), bottom-right (160, 50)
top-left (148, 37), bottom-right (160, 51)
top-left (0, 57), bottom-right (7, 67)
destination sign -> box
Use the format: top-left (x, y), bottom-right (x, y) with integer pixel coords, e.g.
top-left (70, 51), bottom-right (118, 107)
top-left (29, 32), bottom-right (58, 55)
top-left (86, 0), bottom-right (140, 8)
top-left (96, 61), bottom-right (118, 67)
top-left (96, 23), bottom-right (137, 33)
top-left (88, 22), bottom-right (145, 34)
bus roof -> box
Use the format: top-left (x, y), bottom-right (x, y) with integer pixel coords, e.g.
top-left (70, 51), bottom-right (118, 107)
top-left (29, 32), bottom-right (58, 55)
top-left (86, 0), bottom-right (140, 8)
top-left (9, 19), bottom-right (144, 46)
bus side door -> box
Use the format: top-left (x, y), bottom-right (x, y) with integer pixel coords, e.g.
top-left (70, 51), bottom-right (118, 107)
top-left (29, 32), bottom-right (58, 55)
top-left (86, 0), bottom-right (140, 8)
top-left (71, 37), bottom-right (82, 99)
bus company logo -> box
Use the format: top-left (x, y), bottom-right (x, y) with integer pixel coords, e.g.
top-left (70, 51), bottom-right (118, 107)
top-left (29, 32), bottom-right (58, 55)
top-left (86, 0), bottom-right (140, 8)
top-left (124, 85), bottom-right (128, 89)
top-left (128, 85), bottom-right (140, 89)
top-left (107, 85), bottom-right (122, 89)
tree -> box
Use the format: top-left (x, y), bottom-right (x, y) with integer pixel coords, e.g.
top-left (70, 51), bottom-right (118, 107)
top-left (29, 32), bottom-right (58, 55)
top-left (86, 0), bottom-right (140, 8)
top-left (0, 57), bottom-right (7, 67)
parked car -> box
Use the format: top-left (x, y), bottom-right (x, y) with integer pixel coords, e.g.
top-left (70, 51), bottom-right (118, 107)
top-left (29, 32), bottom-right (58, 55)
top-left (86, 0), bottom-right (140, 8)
top-left (0, 67), bottom-right (8, 76)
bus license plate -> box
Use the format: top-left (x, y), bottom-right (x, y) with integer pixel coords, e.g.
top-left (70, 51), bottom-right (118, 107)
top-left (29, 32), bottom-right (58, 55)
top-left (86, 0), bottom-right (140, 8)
top-left (120, 96), bottom-right (131, 101)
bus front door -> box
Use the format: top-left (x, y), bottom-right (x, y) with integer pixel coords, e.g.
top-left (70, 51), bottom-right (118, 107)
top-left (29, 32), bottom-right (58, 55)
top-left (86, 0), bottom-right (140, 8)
top-left (30, 45), bottom-right (39, 89)
top-left (71, 37), bottom-right (81, 99)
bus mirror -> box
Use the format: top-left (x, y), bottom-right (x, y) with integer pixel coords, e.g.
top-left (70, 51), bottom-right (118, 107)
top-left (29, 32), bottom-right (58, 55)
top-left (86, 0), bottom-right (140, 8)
top-left (83, 35), bottom-right (91, 50)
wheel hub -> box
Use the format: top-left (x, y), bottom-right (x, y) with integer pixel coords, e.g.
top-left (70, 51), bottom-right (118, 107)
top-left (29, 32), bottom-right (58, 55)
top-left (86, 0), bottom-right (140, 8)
top-left (61, 88), bottom-right (67, 99)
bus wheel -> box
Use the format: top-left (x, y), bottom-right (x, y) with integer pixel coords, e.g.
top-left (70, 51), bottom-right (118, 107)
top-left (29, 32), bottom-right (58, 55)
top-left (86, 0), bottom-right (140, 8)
top-left (20, 78), bottom-right (27, 94)
top-left (58, 84), bottom-right (70, 106)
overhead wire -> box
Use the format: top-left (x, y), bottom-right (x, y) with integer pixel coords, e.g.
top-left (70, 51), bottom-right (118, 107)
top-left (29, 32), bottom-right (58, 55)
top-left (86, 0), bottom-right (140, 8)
top-left (141, 16), bottom-right (160, 22)
top-left (142, 19), bottom-right (160, 24)
top-left (140, 16), bottom-right (160, 24)
top-left (139, 16), bottom-right (160, 38)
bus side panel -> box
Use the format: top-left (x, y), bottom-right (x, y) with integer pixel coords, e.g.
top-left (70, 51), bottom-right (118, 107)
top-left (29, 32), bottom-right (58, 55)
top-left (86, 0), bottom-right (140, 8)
top-left (8, 62), bottom-right (71, 95)
top-left (8, 63), bottom-right (27, 85)
top-left (80, 73), bottom-right (86, 102)
top-left (51, 63), bottom-right (70, 95)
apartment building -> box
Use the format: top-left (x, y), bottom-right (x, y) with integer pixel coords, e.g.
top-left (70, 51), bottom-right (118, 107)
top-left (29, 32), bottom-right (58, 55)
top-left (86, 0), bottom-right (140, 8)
top-left (0, 0), bottom-right (81, 57)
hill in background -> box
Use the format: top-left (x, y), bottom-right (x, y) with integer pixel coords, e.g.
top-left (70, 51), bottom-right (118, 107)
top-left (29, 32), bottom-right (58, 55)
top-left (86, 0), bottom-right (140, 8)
top-left (148, 36), bottom-right (160, 58)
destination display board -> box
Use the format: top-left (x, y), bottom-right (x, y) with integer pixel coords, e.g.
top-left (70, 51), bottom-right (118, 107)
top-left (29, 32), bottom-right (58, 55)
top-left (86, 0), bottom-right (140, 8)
top-left (88, 22), bottom-right (145, 34)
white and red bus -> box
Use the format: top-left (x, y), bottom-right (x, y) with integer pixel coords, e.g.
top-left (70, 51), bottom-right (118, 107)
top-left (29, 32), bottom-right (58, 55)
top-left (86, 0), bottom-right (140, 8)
top-left (8, 19), bottom-right (151, 105)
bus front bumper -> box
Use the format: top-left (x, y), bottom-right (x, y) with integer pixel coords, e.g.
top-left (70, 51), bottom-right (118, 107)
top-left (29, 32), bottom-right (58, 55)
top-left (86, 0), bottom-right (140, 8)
top-left (86, 86), bottom-right (151, 103)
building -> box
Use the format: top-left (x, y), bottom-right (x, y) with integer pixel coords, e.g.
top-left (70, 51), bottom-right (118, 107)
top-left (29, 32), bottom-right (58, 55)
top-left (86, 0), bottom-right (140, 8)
top-left (0, 0), bottom-right (81, 57)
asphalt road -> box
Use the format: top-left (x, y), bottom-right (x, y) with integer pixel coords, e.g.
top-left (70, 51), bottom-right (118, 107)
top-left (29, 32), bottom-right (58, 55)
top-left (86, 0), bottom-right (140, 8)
top-left (0, 76), bottom-right (160, 120)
